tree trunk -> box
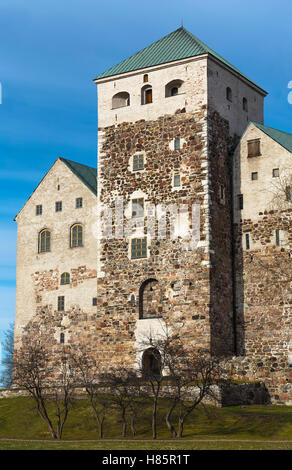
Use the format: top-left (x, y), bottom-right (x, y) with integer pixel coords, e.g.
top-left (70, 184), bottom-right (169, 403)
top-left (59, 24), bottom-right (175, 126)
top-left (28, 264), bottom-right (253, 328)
top-left (178, 417), bottom-right (184, 438)
top-left (130, 411), bottom-right (136, 437)
top-left (122, 408), bottom-right (127, 437)
top-left (152, 398), bottom-right (157, 440)
top-left (166, 405), bottom-right (177, 438)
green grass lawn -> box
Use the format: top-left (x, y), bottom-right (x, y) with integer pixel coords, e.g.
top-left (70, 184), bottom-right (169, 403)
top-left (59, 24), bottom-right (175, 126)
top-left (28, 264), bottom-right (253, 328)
top-left (0, 396), bottom-right (292, 450)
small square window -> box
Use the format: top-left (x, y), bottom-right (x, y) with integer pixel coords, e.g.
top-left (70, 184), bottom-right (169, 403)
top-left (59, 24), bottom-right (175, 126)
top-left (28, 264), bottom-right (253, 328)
top-left (248, 139), bottom-right (261, 157)
top-left (132, 198), bottom-right (144, 218)
top-left (76, 197), bottom-right (83, 208)
top-left (173, 174), bottom-right (181, 187)
top-left (174, 138), bottom-right (181, 150)
top-left (92, 297), bottom-right (97, 306)
top-left (131, 238), bottom-right (147, 259)
top-left (58, 296), bottom-right (65, 312)
top-left (251, 172), bottom-right (258, 181)
top-left (272, 168), bottom-right (279, 178)
top-left (238, 194), bottom-right (243, 210)
top-left (56, 201), bottom-right (62, 212)
top-left (133, 154), bottom-right (144, 171)
top-left (36, 205), bottom-right (42, 216)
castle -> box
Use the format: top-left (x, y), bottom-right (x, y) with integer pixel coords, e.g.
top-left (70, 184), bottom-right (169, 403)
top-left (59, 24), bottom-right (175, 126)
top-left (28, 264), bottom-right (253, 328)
top-left (14, 27), bottom-right (292, 404)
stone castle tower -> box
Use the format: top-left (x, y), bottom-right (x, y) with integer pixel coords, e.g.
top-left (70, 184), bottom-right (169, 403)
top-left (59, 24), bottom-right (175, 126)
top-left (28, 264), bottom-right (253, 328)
top-left (14, 27), bottom-right (291, 404)
top-left (93, 27), bottom-right (266, 367)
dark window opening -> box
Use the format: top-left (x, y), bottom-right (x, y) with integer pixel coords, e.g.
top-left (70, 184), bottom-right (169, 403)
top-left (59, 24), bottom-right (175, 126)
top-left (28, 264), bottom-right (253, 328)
top-left (60, 333), bottom-right (65, 344)
top-left (58, 296), bottom-right (65, 312)
top-left (273, 168), bottom-right (279, 178)
top-left (286, 186), bottom-right (291, 201)
top-left (226, 87), bottom-right (232, 102)
top-left (246, 233), bottom-right (250, 250)
top-left (276, 229), bottom-right (280, 247)
top-left (55, 201), bottom-right (62, 212)
top-left (243, 97), bottom-right (248, 112)
top-left (251, 172), bottom-right (258, 181)
top-left (76, 197), bottom-right (83, 208)
top-left (92, 297), bottom-right (97, 306)
top-left (248, 139), bottom-right (261, 157)
top-left (36, 205), bottom-right (42, 216)
top-left (238, 194), bottom-right (243, 210)
top-left (60, 272), bottom-right (70, 285)
top-left (143, 74), bottom-right (148, 83)
top-left (142, 348), bottom-right (161, 378)
top-left (174, 137), bottom-right (180, 150)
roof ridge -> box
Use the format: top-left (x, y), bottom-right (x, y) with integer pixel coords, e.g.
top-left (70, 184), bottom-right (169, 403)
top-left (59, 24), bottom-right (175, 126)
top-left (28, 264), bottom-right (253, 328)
top-left (252, 121), bottom-right (292, 137)
top-left (59, 156), bottom-right (96, 171)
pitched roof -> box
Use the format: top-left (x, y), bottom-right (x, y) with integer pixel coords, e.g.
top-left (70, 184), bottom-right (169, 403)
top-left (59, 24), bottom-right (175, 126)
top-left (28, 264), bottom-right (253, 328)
top-left (14, 158), bottom-right (97, 221)
top-left (60, 158), bottom-right (97, 195)
top-left (251, 122), bottom-right (292, 153)
top-left (94, 27), bottom-right (265, 92)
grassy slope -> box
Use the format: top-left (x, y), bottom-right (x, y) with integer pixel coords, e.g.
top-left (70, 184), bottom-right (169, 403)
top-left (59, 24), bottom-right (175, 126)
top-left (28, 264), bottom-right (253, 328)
top-left (0, 397), bottom-right (292, 449)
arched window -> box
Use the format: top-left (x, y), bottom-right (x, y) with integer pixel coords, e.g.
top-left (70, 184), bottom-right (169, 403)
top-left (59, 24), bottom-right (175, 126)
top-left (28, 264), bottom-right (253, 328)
top-left (141, 85), bottom-right (152, 105)
top-left (165, 79), bottom-right (184, 97)
top-left (60, 272), bottom-right (70, 285)
top-left (143, 74), bottom-right (149, 83)
top-left (142, 348), bottom-right (161, 378)
top-left (71, 224), bottom-right (83, 248)
top-left (39, 229), bottom-right (51, 253)
top-left (226, 87), bottom-right (232, 102)
top-left (139, 278), bottom-right (160, 319)
top-left (112, 92), bottom-right (130, 109)
top-left (243, 97), bottom-right (248, 111)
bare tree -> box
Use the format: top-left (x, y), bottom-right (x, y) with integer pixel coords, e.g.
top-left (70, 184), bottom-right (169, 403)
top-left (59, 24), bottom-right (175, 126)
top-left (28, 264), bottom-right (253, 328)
top-left (13, 339), bottom-right (76, 439)
top-left (71, 346), bottom-right (111, 439)
top-left (1, 322), bottom-right (14, 388)
top-left (139, 328), bottom-right (228, 439)
top-left (103, 366), bottom-right (145, 437)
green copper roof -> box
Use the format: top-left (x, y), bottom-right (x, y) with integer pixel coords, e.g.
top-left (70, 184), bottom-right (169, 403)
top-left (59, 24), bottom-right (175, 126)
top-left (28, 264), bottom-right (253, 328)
top-left (94, 27), bottom-right (264, 91)
top-left (60, 158), bottom-right (97, 195)
top-left (252, 122), bottom-right (292, 153)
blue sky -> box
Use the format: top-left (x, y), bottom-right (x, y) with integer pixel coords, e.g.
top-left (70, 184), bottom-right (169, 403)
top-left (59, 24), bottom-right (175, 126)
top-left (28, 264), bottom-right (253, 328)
top-left (0, 0), bottom-right (291, 369)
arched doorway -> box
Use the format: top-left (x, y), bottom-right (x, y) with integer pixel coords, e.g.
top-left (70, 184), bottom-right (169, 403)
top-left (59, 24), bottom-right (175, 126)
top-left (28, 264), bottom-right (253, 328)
top-left (142, 348), bottom-right (161, 378)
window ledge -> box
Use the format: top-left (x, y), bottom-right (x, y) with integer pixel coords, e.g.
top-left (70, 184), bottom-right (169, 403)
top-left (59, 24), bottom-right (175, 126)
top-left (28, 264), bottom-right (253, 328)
top-left (111, 105), bottom-right (130, 110)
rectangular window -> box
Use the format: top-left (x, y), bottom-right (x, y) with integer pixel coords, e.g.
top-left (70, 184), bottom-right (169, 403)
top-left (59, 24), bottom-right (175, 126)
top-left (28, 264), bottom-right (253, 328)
top-left (92, 297), bottom-right (97, 306)
top-left (76, 197), bottom-right (83, 208)
top-left (131, 237), bottom-right (147, 259)
top-left (132, 198), bottom-right (144, 218)
top-left (286, 186), bottom-right (291, 201)
top-left (174, 138), bottom-right (181, 150)
top-left (60, 333), bottom-right (65, 344)
top-left (251, 172), bottom-right (258, 181)
top-left (55, 201), bottom-right (62, 212)
top-left (133, 154), bottom-right (144, 171)
top-left (36, 205), bottom-right (42, 216)
top-left (238, 194), bottom-right (243, 210)
top-left (247, 139), bottom-right (261, 157)
top-left (276, 229), bottom-right (280, 247)
top-left (272, 168), bottom-right (279, 178)
top-left (173, 174), bottom-right (181, 187)
top-left (245, 233), bottom-right (250, 250)
top-left (58, 296), bottom-right (65, 311)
